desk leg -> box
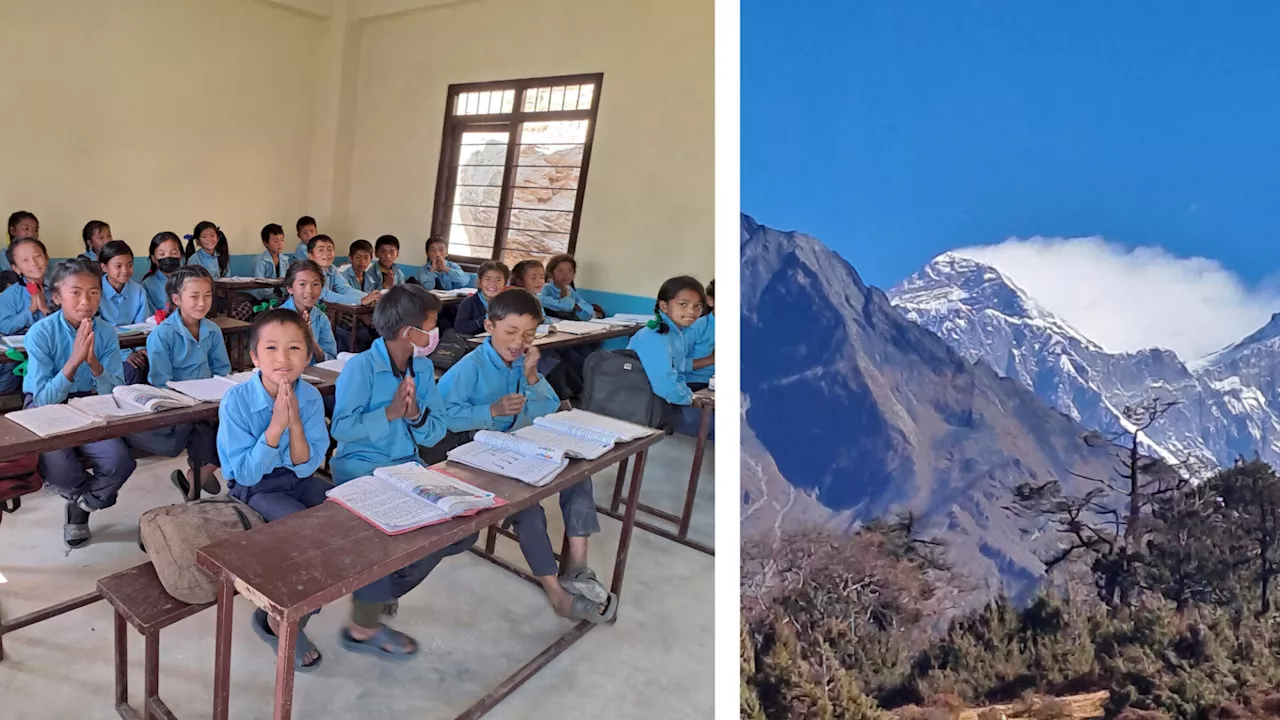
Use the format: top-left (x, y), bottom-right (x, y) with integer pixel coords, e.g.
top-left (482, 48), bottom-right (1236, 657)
top-left (678, 404), bottom-right (713, 538)
top-left (114, 611), bottom-right (129, 712)
top-left (143, 632), bottom-right (160, 720)
top-left (608, 458), bottom-right (629, 514)
top-left (272, 613), bottom-right (299, 720)
top-left (611, 449), bottom-right (647, 599)
top-left (211, 575), bottom-right (235, 720)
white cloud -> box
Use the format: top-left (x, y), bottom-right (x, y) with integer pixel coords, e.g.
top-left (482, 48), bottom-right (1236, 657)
top-left (954, 236), bottom-right (1280, 361)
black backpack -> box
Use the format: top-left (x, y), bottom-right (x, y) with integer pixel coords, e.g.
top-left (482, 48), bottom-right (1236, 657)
top-left (581, 349), bottom-right (678, 433)
top-left (429, 328), bottom-right (471, 372)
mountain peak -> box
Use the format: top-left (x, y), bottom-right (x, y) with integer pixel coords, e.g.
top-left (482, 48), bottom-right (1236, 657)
top-left (1194, 311), bottom-right (1280, 370)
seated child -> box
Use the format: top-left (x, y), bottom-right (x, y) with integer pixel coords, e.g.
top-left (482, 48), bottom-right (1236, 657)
top-left (308, 234), bottom-right (379, 306)
top-left (373, 235), bottom-right (406, 288)
top-left (128, 266), bottom-right (227, 497)
top-left (294, 215), bottom-right (317, 262)
top-left (141, 232), bottom-right (184, 313)
top-left (79, 220), bottom-right (112, 262)
top-left (686, 278), bottom-right (714, 389)
top-left (454, 260), bottom-right (508, 335)
top-left (439, 288), bottom-right (616, 623)
top-left (626, 276), bottom-right (714, 438)
top-left (0, 210), bottom-right (38, 274)
top-left (96, 241), bottom-right (156, 385)
top-left (184, 221), bottom-right (230, 279)
top-left (0, 237), bottom-right (52, 395)
top-left (510, 259), bottom-right (581, 398)
top-left (281, 260), bottom-right (337, 364)
top-left (24, 258), bottom-right (137, 547)
top-left (341, 239), bottom-right (380, 293)
top-left (252, 223), bottom-right (292, 302)
top-left (419, 235), bottom-right (468, 290)
top-left (540, 253), bottom-right (603, 390)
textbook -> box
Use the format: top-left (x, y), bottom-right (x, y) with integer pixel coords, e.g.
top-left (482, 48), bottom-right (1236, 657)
top-left (115, 323), bottom-right (155, 338)
top-left (589, 316), bottom-right (644, 327)
top-left (112, 384), bottom-right (202, 412)
top-left (326, 461), bottom-right (504, 535)
top-left (1, 335), bottom-right (24, 350)
top-left (314, 352), bottom-right (359, 373)
top-left (513, 423), bottom-right (615, 460)
top-left (533, 409), bottom-right (654, 443)
top-left (166, 372), bottom-right (259, 403)
top-left (430, 288), bottom-right (478, 300)
top-left (447, 431), bottom-right (570, 487)
top-left (611, 313), bottom-right (654, 324)
top-left (548, 320), bottom-right (608, 335)
top-left (5, 384), bottom-right (201, 436)
top-left (5, 404), bottom-right (100, 437)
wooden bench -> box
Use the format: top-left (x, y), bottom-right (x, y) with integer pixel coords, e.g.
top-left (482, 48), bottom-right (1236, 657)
top-left (97, 563), bottom-right (210, 720)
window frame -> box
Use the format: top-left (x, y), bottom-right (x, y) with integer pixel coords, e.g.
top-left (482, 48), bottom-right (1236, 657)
top-left (430, 72), bottom-right (605, 265)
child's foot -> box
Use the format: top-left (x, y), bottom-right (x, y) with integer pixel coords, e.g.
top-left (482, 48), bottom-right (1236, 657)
top-left (63, 499), bottom-right (91, 549)
top-left (253, 609), bottom-right (322, 671)
top-left (560, 567), bottom-right (608, 604)
top-left (340, 624), bottom-right (419, 662)
top-left (199, 468), bottom-right (222, 496)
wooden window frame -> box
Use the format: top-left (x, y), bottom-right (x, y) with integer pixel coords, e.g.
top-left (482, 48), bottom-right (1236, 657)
top-left (430, 72), bottom-right (604, 265)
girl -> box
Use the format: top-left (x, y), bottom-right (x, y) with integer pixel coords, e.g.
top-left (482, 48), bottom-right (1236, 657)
top-left (510, 260), bottom-right (546, 298)
top-left (281, 260), bottom-right (337, 364)
top-left (128, 265), bottom-right (227, 498)
top-left (510, 260), bottom-right (582, 398)
top-left (626, 276), bottom-right (714, 437)
top-left (1, 210), bottom-right (38, 274)
top-left (97, 241), bottom-right (156, 385)
top-left (0, 237), bottom-right (53, 395)
top-left (540, 254), bottom-right (604, 320)
top-left (80, 220), bottom-right (112, 262)
top-left (687, 278), bottom-right (714, 388)
top-left (184, 221), bottom-right (230, 279)
top-left (341, 239), bottom-right (379, 293)
top-left (142, 232), bottom-right (184, 312)
top-left (454, 260), bottom-right (509, 335)
top-left (23, 258), bottom-right (136, 547)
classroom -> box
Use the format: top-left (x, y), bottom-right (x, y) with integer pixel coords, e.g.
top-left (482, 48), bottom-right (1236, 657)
top-left (0, 1), bottom-right (714, 718)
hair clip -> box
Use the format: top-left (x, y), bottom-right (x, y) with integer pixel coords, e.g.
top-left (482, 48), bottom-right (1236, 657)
top-left (5, 348), bottom-right (26, 377)
top-left (183, 234), bottom-right (193, 241)
top-left (154, 308), bottom-right (169, 323)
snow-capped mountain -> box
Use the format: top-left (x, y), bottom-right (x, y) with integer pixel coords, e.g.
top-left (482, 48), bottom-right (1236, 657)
top-left (889, 253), bottom-right (1280, 470)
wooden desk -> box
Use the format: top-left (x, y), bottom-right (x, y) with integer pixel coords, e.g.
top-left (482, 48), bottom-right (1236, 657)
top-left (600, 389), bottom-right (714, 556)
top-left (199, 433), bottom-right (662, 720)
top-left (215, 278), bottom-right (283, 292)
top-left (466, 324), bottom-right (640, 351)
top-left (326, 294), bottom-right (464, 352)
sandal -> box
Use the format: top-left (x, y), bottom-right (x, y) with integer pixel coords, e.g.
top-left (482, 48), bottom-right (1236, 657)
top-left (383, 600), bottom-right (399, 618)
top-left (567, 591), bottom-right (618, 625)
top-left (169, 470), bottom-right (191, 499)
top-left (339, 625), bottom-right (419, 662)
top-left (252, 609), bottom-right (322, 672)
top-left (201, 474), bottom-right (222, 496)
top-left (63, 500), bottom-right (90, 549)
top-left (560, 567), bottom-right (608, 605)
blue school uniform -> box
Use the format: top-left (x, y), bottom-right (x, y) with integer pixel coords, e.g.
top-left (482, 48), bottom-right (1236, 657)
top-left (187, 249), bottom-right (225, 278)
top-left (626, 313), bottom-right (695, 406)
top-left (145, 311), bottom-right (232, 388)
top-left (99, 281), bottom-right (154, 326)
top-left (216, 375), bottom-right (329, 488)
top-left (439, 337), bottom-right (560, 432)
top-left (685, 313), bottom-right (715, 384)
top-left (80, 249), bottom-right (99, 262)
top-left (329, 338), bottom-right (449, 483)
top-left (23, 312), bottom-right (124, 405)
top-left (141, 272), bottom-right (170, 312)
top-left (540, 284), bottom-right (593, 320)
top-left (0, 248), bottom-right (8, 273)
top-left (419, 260), bottom-right (469, 291)
top-left (454, 292), bottom-right (490, 336)
top-left (294, 241), bottom-right (310, 263)
top-left (252, 250), bottom-right (291, 300)
top-left (340, 266), bottom-right (380, 293)
top-left (281, 298), bottom-right (337, 362)
top-left (373, 264), bottom-right (406, 287)
top-left (320, 265), bottom-right (368, 305)
top-left (0, 279), bottom-right (51, 335)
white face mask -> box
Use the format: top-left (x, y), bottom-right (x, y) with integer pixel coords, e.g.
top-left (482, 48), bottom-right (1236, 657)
top-left (408, 326), bottom-right (439, 358)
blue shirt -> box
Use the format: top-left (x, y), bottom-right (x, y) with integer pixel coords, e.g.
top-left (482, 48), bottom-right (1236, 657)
top-left (438, 338), bottom-right (560, 432)
top-left (626, 313), bottom-right (695, 406)
top-left (320, 265), bottom-right (368, 305)
top-left (216, 375), bottom-right (328, 487)
top-left (281, 298), bottom-right (337, 362)
top-left (0, 248), bottom-right (8, 273)
top-left (186, 249), bottom-right (224, 278)
top-left (373, 264), bottom-right (406, 287)
top-left (540, 284), bottom-right (594, 320)
top-left (23, 312), bottom-right (123, 405)
top-left (340, 266), bottom-right (380, 293)
top-left (686, 313), bottom-right (715, 384)
top-left (80, 249), bottom-right (99, 262)
top-left (141, 272), bottom-right (170, 312)
top-left (0, 280), bottom-right (51, 335)
top-left (252, 250), bottom-right (291, 300)
top-left (294, 242), bottom-right (310, 262)
top-left (99, 280), bottom-right (154, 326)
top-left (145, 311), bottom-right (232, 388)
top-left (330, 338), bottom-right (449, 483)
top-left (419, 260), bottom-right (469, 290)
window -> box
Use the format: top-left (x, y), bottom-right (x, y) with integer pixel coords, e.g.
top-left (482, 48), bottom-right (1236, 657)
top-left (432, 73), bottom-right (603, 266)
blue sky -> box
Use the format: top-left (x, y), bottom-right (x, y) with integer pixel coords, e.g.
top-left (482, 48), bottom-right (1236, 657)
top-left (742, 1), bottom-right (1280, 293)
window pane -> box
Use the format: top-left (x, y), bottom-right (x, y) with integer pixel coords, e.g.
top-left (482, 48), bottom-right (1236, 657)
top-left (563, 85), bottom-right (580, 111)
top-left (549, 86), bottom-right (565, 111)
top-left (535, 86), bottom-right (551, 112)
top-left (514, 165), bottom-right (579, 191)
top-left (502, 89), bottom-right (515, 113)
top-left (452, 185), bottom-right (501, 208)
top-left (518, 143), bottom-right (584, 168)
top-left (446, 224), bottom-right (494, 258)
top-left (451, 205), bottom-right (498, 228)
top-left (505, 230), bottom-right (569, 258)
top-left (521, 120), bottom-right (588, 145)
top-left (508, 207), bottom-right (574, 235)
top-left (577, 84), bottom-right (594, 109)
top-left (502, 248), bottom-right (557, 267)
top-left (455, 131), bottom-right (509, 191)
top-left (512, 187), bottom-right (579, 213)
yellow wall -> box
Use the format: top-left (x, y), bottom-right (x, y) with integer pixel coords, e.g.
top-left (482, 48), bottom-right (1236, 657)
top-left (344, 0), bottom-right (715, 296)
top-left (0, 0), bottom-right (323, 257)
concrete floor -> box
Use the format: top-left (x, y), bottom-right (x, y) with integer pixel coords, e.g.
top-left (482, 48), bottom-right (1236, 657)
top-left (0, 434), bottom-right (714, 719)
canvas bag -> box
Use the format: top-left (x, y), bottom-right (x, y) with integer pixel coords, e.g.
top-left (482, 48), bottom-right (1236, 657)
top-left (581, 349), bottom-right (679, 433)
top-left (0, 454), bottom-right (42, 526)
top-left (429, 328), bottom-right (471, 372)
top-left (138, 499), bottom-right (265, 604)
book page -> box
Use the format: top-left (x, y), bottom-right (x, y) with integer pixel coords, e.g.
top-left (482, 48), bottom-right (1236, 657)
top-left (535, 409), bottom-right (653, 442)
top-left (68, 394), bottom-right (151, 421)
top-left (116, 323), bottom-right (155, 336)
top-left (446, 442), bottom-right (567, 487)
top-left (113, 384), bottom-right (200, 411)
top-left (167, 377), bottom-right (239, 403)
top-left (474, 430), bottom-right (565, 462)
top-left (315, 352), bottom-right (358, 373)
top-left (5, 405), bottom-right (97, 438)
top-left (589, 317), bottom-right (641, 327)
top-left (326, 476), bottom-right (448, 534)
top-left (372, 462), bottom-right (494, 513)
top-left (2, 335), bottom-right (24, 350)
top-left (514, 424), bottom-right (612, 460)
top-left (550, 320), bottom-right (606, 335)
top-left (612, 313), bottom-right (653, 324)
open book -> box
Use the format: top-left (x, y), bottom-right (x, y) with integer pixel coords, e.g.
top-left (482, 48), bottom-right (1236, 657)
top-left (6, 385), bottom-right (201, 437)
top-left (513, 422), bottom-right (617, 460)
top-left (166, 372), bottom-right (259, 402)
top-left (611, 313), bottom-right (654, 325)
top-left (315, 352), bottom-right (359, 373)
top-left (549, 320), bottom-right (608, 335)
top-left (1, 335), bottom-right (24, 351)
top-left (326, 461), bottom-right (505, 534)
top-left (589, 316), bottom-right (645, 327)
top-left (447, 432), bottom-right (570, 487)
top-left (113, 384), bottom-right (202, 412)
top-left (430, 288), bottom-right (478, 299)
top-left (534, 409), bottom-right (654, 442)
top-left (116, 323), bottom-right (156, 338)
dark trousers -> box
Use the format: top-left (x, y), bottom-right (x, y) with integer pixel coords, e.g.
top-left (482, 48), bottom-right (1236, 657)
top-left (122, 358), bottom-right (149, 386)
top-left (0, 360), bottom-right (21, 395)
top-left (24, 393), bottom-right (136, 510)
top-left (335, 324), bottom-right (375, 354)
top-left (127, 421), bottom-right (219, 467)
top-left (510, 479), bottom-right (600, 577)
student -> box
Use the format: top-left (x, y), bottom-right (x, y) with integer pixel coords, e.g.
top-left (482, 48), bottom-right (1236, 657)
top-left (509, 259), bottom-right (580, 397)
top-left (127, 265), bottom-right (229, 497)
top-left (184, 221), bottom-right (230, 279)
top-left (419, 235), bottom-right (468, 290)
top-left (294, 215), bottom-right (317, 262)
top-left (341, 239), bottom-right (379, 293)
top-left (252, 223), bottom-right (292, 301)
top-left (308, 235), bottom-right (378, 306)
top-left (24, 258), bottom-right (136, 547)
top-left (1, 210), bottom-right (39, 274)
top-left (141, 232), bottom-right (184, 314)
top-left (280, 260), bottom-right (337, 363)
top-left (540, 254), bottom-right (603, 320)
top-left (80, 220), bottom-right (112, 262)
top-left (0, 237), bottom-right (52, 394)
top-left (373, 235), bottom-right (405, 288)
top-left (686, 278), bottom-right (714, 388)
top-left (454, 260), bottom-right (508, 335)
top-left (439, 288), bottom-right (615, 623)
top-left (626, 276), bottom-right (714, 437)
top-left (96, 241), bottom-right (156, 385)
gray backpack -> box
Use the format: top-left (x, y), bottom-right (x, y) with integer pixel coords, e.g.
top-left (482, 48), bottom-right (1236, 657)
top-left (580, 349), bottom-right (678, 433)
top-left (138, 499), bottom-right (265, 604)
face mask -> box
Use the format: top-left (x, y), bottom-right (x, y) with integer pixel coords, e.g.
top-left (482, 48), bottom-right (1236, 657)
top-left (409, 327), bottom-right (439, 358)
top-left (157, 257), bottom-right (181, 274)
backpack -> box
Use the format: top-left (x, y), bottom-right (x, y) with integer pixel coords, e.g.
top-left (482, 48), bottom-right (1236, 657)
top-left (0, 454), bottom-right (42, 526)
top-left (429, 328), bottom-right (471, 372)
top-left (138, 499), bottom-right (265, 604)
top-left (581, 349), bottom-right (679, 433)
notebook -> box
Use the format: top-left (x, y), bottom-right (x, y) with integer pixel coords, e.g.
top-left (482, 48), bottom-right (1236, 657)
top-left (116, 323), bottom-right (155, 337)
top-left (611, 314), bottom-right (654, 324)
top-left (513, 423), bottom-right (615, 460)
top-left (533, 409), bottom-right (654, 442)
top-left (166, 372), bottom-right (259, 403)
top-left (5, 405), bottom-right (99, 437)
top-left (430, 288), bottom-right (478, 299)
top-left (549, 320), bottom-right (607, 335)
top-left (446, 432), bottom-right (570, 487)
top-left (315, 352), bottom-right (359, 373)
top-left (1, 335), bottom-right (24, 351)
top-left (326, 462), bottom-right (505, 535)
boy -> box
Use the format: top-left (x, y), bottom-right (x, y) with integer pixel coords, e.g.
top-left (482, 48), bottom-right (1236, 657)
top-left (454, 260), bottom-right (508, 335)
top-left (294, 215), bottom-right (317, 262)
top-left (374, 234), bottom-right (406, 288)
top-left (307, 235), bottom-right (378, 306)
top-left (253, 223), bottom-right (291, 301)
top-left (80, 220), bottom-right (112, 262)
top-left (439, 289), bottom-right (616, 623)
top-left (341, 239), bottom-right (379, 292)
top-left (419, 235), bottom-right (468, 290)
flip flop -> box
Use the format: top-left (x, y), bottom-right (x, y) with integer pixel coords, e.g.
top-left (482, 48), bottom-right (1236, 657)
top-left (63, 500), bottom-right (90, 549)
top-left (169, 470), bottom-right (191, 499)
top-left (567, 591), bottom-right (618, 625)
top-left (560, 567), bottom-right (608, 605)
top-left (252, 608), bottom-right (322, 672)
top-left (339, 625), bottom-right (419, 662)
top-left (200, 474), bottom-right (222, 496)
